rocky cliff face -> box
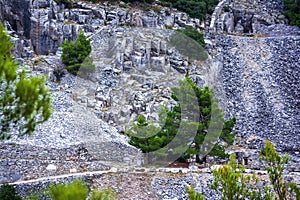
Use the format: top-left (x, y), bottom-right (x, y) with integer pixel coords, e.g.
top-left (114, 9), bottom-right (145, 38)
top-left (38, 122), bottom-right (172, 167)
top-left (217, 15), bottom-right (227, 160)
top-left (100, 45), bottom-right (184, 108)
top-left (206, 0), bottom-right (300, 156)
top-left (0, 0), bottom-right (201, 56)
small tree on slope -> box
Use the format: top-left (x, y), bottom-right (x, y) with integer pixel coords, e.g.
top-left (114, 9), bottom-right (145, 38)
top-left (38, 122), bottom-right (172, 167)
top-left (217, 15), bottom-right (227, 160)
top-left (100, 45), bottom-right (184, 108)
top-left (61, 31), bottom-right (95, 77)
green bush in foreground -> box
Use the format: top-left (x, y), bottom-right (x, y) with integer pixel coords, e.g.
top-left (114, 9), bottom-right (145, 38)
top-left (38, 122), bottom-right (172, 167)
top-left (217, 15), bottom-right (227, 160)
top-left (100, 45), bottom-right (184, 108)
top-left (0, 184), bottom-right (22, 200)
top-left (211, 154), bottom-right (263, 200)
top-left (194, 141), bottom-right (300, 200)
top-left (260, 141), bottom-right (300, 200)
top-left (48, 180), bottom-right (116, 200)
top-left (49, 179), bottom-right (89, 200)
top-left (0, 24), bottom-right (52, 139)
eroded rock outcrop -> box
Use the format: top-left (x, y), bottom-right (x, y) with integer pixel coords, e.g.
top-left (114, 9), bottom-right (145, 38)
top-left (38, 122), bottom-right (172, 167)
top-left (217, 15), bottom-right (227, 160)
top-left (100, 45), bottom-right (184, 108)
top-left (0, 0), bottom-right (202, 56)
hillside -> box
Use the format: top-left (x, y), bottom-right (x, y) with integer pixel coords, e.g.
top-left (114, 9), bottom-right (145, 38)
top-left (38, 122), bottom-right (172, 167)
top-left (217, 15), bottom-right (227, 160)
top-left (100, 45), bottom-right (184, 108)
top-left (0, 0), bottom-right (299, 199)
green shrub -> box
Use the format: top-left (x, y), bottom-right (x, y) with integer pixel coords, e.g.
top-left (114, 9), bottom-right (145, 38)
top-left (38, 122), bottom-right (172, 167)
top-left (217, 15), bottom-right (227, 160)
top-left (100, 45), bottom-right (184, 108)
top-left (61, 31), bottom-right (95, 77)
top-left (0, 184), bottom-right (22, 200)
top-left (119, 3), bottom-right (128, 8)
top-left (260, 141), bottom-right (300, 200)
top-left (49, 179), bottom-right (89, 200)
top-left (283, 0), bottom-right (300, 27)
top-left (208, 141), bottom-right (300, 200)
top-left (89, 188), bottom-right (116, 200)
top-left (186, 185), bottom-right (205, 200)
top-left (211, 154), bottom-right (262, 200)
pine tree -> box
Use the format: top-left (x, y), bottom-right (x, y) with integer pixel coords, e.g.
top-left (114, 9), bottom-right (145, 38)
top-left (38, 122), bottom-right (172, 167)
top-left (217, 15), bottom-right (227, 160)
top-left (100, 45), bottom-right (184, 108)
top-left (61, 30), bottom-right (95, 77)
top-left (0, 24), bottom-right (52, 139)
top-left (127, 78), bottom-right (237, 164)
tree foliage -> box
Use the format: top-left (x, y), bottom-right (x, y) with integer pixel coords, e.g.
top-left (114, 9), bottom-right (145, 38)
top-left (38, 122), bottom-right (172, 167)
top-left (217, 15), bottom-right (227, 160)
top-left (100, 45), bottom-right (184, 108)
top-left (48, 180), bottom-right (116, 200)
top-left (127, 78), bottom-right (236, 163)
top-left (260, 141), bottom-right (300, 200)
top-left (160, 0), bottom-right (219, 20)
top-left (0, 184), bottom-right (22, 200)
top-left (186, 185), bottom-right (205, 200)
top-left (283, 0), bottom-right (300, 27)
top-left (209, 141), bottom-right (300, 200)
top-left (211, 154), bottom-right (262, 200)
top-left (0, 24), bottom-right (52, 139)
top-left (61, 31), bottom-right (95, 77)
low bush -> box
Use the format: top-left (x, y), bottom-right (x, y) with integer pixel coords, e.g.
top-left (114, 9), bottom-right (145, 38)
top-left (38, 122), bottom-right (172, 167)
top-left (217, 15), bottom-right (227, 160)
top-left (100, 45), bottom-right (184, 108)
top-left (0, 184), bottom-right (22, 200)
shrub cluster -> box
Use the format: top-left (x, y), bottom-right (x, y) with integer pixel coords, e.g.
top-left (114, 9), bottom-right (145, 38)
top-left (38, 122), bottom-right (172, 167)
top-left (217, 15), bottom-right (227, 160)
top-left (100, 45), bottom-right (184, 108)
top-left (187, 141), bottom-right (300, 200)
top-left (0, 180), bottom-right (116, 200)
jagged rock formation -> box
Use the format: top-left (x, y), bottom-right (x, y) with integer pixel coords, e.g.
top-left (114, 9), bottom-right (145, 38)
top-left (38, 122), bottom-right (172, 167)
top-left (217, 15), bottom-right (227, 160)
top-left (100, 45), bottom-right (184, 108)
top-left (72, 26), bottom-right (209, 129)
top-left (0, 0), bottom-right (201, 56)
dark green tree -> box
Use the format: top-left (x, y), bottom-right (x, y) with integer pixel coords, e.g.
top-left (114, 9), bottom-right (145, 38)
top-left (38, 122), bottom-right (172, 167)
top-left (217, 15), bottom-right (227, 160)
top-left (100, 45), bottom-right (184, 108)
top-left (0, 184), bottom-right (22, 200)
top-left (0, 24), bottom-right (52, 139)
top-left (127, 78), bottom-right (237, 163)
top-left (160, 0), bottom-right (219, 20)
top-left (61, 31), bottom-right (95, 77)
top-left (283, 0), bottom-right (300, 27)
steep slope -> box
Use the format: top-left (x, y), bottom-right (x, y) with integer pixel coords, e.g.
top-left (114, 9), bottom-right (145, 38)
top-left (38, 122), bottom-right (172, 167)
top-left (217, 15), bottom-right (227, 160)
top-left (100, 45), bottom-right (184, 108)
top-left (207, 0), bottom-right (300, 156)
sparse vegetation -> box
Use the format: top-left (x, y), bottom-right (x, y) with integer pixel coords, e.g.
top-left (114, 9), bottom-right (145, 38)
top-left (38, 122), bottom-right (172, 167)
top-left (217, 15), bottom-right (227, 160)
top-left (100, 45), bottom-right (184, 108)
top-left (119, 3), bottom-right (128, 8)
top-left (169, 27), bottom-right (208, 61)
top-left (0, 24), bottom-right (52, 139)
top-left (207, 141), bottom-right (300, 200)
